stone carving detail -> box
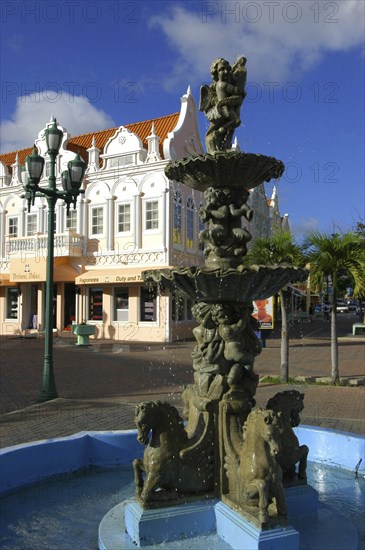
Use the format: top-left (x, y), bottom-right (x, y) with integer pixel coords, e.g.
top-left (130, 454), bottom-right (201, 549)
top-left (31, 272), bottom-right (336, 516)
top-left (199, 187), bottom-right (253, 268)
top-left (266, 390), bottom-right (308, 484)
top-left (191, 302), bottom-right (260, 400)
top-left (200, 57), bottom-right (247, 154)
top-left (133, 400), bottom-right (214, 507)
top-left (222, 407), bottom-right (287, 527)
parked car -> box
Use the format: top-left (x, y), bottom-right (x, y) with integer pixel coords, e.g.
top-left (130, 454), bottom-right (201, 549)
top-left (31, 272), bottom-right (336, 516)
top-left (356, 302), bottom-right (365, 314)
top-left (336, 300), bottom-right (349, 313)
top-left (346, 300), bottom-right (358, 311)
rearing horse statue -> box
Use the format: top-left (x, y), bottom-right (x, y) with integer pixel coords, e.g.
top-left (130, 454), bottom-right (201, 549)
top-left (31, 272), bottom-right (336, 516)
top-left (224, 407), bottom-right (287, 526)
top-left (267, 390), bottom-right (308, 483)
top-left (133, 401), bottom-right (214, 506)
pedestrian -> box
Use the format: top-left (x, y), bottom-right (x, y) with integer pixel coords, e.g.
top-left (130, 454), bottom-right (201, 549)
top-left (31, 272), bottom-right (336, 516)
top-left (323, 301), bottom-right (330, 321)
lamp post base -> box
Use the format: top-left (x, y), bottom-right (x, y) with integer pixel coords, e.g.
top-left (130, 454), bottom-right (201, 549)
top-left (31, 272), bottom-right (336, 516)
top-left (38, 390), bottom-right (59, 403)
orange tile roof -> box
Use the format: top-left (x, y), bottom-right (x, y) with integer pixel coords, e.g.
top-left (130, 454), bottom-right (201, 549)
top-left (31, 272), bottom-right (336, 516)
top-left (0, 112), bottom-right (180, 170)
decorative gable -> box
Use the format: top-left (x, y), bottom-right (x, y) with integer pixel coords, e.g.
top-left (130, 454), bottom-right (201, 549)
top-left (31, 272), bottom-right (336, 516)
top-left (163, 86), bottom-right (204, 160)
top-left (101, 126), bottom-right (146, 169)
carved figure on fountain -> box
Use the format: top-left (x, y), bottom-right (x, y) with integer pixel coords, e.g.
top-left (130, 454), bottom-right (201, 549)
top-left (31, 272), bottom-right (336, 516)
top-left (199, 186), bottom-right (253, 268)
top-left (133, 400), bottom-right (214, 507)
top-left (211, 304), bottom-right (260, 399)
top-left (191, 302), bottom-right (261, 400)
top-left (266, 390), bottom-right (309, 484)
top-left (223, 407), bottom-right (287, 528)
top-left (200, 57), bottom-right (247, 154)
top-left (191, 302), bottom-right (227, 398)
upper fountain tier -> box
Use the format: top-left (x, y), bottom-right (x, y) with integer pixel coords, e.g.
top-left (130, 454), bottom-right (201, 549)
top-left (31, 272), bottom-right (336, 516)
top-left (165, 151), bottom-right (285, 193)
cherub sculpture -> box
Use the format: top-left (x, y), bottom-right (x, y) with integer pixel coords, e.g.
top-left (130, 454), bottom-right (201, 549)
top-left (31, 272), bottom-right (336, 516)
top-left (200, 57), bottom-right (247, 154)
top-left (211, 304), bottom-right (261, 398)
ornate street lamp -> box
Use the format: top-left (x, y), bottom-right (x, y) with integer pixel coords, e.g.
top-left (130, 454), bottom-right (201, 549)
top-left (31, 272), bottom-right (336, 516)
top-left (23, 119), bottom-right (85, 402)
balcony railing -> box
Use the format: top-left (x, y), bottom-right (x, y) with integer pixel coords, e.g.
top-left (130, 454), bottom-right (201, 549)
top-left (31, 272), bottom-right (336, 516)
top-left (5, 231), bottom-right (84, 258)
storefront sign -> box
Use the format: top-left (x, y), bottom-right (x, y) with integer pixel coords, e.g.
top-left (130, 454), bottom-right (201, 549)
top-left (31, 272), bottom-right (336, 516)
top-left (76, 273), bottom-right (142, 285)
top-left (10, 259), bottom-right (46, 282)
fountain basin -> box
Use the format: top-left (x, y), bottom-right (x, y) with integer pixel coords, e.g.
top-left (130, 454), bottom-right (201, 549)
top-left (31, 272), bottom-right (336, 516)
top-left (1, 428), bottom-right (364, 549)
top-left (1, 427), bottom-right (363, 496)
top-left (143, 265), bottom-right (308, 302)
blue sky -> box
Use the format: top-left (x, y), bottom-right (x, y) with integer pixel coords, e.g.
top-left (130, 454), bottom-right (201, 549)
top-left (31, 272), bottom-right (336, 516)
top-left (1, 0), bottom-right (364, 236)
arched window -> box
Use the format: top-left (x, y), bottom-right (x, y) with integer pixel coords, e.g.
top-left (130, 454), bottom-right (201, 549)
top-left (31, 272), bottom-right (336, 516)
top-left (173, 190), bottom-right (182, 245)
top-left (186, 197), bottom-right (195, 249)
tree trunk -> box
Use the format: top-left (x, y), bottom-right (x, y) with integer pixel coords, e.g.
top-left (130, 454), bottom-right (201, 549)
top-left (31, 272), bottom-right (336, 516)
top-left (330, 279), bottom-right (340, 384)
top-left (279, 289), bottom-right (289, 383)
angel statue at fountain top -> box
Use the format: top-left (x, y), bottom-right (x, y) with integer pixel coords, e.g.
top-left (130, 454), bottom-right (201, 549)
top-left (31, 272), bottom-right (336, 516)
top-left (199, 56), bottom-right (247, 154)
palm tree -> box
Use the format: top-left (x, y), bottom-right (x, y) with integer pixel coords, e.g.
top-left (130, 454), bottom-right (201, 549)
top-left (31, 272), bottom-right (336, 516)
top-left (247, 231), bottom-right (306, 383)
top-left (303, 231), bottom-right (365, 384)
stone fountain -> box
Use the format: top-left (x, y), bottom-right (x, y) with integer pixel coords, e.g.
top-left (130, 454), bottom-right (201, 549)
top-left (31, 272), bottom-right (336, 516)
top-left (106, 57), bottom-right (309, 549)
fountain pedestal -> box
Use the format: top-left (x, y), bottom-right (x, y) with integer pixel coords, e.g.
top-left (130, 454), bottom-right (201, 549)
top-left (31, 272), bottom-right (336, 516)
top-left (215, 502), bottom-right (299, 550)
top-left (125, 499), bottom-right (216, 546)
top-left (101, 485), bottom-right (319, 549)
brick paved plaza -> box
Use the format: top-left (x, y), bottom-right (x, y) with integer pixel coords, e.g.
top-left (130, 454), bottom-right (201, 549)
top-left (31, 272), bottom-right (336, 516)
top-left (1, 314), bottom-right (364, 448)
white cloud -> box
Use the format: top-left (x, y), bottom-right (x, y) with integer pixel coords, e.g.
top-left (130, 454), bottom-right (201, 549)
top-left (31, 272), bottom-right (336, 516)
top-left (150, 1), bottom-right (364, 89)
top-left (0, 92), bottom-right (115, 153)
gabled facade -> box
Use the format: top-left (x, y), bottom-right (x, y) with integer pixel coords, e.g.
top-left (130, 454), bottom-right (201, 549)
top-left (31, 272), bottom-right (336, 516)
top-left (267, 186), bottom-right (290, 233)
top-left (0, 89), bottom-right (288, 342)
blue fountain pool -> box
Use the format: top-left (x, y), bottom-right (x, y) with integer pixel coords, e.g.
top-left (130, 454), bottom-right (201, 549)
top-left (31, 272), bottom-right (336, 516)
top-left (0, 427), bottom-right (364, 549)
top-left (0, 462), bottom-right (364, 550)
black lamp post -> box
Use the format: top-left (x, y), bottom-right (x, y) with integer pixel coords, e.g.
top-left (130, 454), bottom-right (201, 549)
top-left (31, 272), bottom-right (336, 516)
top-left (23, 119), bottom-right (85, 402)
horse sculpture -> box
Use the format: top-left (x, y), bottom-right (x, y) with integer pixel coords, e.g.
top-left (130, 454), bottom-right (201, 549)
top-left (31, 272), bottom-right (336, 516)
top-left (133, 400), bottom-right (214, 506)
top-left (267, 390), bottom-right (308, 483)
top-left (224, 407), bottom-right (287, 525)
top-left (238, 408), bottom-right (287, 524)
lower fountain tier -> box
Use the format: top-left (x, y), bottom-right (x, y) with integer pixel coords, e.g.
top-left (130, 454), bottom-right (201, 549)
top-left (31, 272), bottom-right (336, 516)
top-left (142, 265), bottom-right (308, 302)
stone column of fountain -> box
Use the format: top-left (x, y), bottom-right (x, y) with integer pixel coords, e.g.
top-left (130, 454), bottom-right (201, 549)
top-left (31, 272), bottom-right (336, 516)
top-left (125, 57), bottom-right (308, 549)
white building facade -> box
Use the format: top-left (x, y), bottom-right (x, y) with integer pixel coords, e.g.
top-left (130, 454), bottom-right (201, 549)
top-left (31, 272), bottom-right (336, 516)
top-left (0, 89), bottom-right (286, 342)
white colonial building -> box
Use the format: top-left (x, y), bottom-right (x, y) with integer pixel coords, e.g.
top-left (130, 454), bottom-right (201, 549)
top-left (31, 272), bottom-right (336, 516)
top-left (0, 88), bottom-right (289, 342)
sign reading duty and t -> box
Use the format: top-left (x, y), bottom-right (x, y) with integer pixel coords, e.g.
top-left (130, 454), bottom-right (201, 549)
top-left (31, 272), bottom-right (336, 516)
top-left (252, 297), bottom-right (274, 330)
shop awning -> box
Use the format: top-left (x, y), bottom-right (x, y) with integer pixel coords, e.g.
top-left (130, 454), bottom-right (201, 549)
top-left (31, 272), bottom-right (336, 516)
top-left (9, 257), bottom-right (81, 283)
top-left (75, 267), bottom-right (172, 285)
top-left (287, 283), bottom-right (307, 297)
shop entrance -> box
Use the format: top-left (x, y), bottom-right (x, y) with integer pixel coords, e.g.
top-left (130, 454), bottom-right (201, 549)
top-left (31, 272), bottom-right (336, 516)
top-left (26, 284), bottom-right (38, 329)
top-left (63, 283), bottom-right (76, 330)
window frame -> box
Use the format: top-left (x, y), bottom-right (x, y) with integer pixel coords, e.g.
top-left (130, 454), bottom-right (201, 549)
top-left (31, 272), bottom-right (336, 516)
top-left (113, 288), bottom-right (129, 322)
top-left (173, 190), bottom-right (182, 246)
top-left (139, 286), bottom-right (158, 323)
top-left (6, 287), bottom-right (19, 320)
top-left (186, 197), bottom-right (195, 249)
top-left (65, 208), bottom-right (77, 232)
top-left (117, 202), bottom-right (132, 235)
top-left (88, 287), bottom-right (103, 321)
top-left (198, 201), bottom-right (205, 251)
top-left (144, 199), bottom-right (159, 232)
top-left (8, 216), bottom-right (18, 238)
top-left (90, 206), bottom-right (104, 236)
top-left (26, 213), bottom-right (38, 236)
